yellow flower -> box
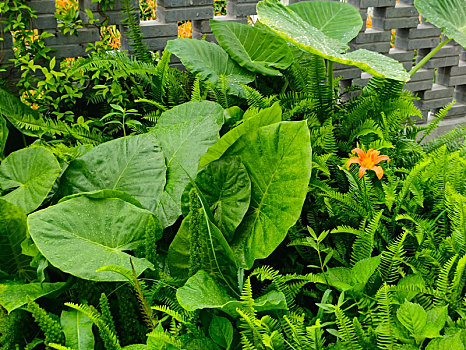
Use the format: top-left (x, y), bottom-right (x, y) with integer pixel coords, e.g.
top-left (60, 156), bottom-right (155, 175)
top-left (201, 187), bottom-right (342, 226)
top-left (346, 148), bottom-right (390, 179)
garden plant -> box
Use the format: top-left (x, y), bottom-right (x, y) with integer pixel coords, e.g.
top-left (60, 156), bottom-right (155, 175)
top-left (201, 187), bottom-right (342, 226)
top-left (0, 0), bottom-right (465, 349)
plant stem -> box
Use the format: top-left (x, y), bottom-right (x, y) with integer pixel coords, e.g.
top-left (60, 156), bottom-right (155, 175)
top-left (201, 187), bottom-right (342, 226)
top-left (409, 38), bottom-right (452, 77)
top-left (327, 60), bottom-right (334, 109)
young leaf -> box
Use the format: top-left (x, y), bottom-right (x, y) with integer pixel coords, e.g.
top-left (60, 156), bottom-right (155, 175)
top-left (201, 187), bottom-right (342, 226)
top-left (60, 310), bottom-right (95, 350)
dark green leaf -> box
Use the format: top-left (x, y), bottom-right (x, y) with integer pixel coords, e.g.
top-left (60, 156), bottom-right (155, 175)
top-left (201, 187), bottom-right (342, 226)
top-left (209, 315), bottom-right (233, 349)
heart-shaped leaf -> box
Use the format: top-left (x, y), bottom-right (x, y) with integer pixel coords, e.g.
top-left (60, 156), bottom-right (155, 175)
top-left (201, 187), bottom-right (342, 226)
top-left (0, 147), bottom-right (61, 213)
top-left (166, 38), bottom-right (255, 97)
top-left (28, 196), bottom-right (154, 281)
top-left (257, 0), bottom-right (410, 81)
top-left (152, 101), bottom-right (224, 227)
top-left (225, 120), bottom-right (312, 268)
top-left (210, 20), bottom-right (293, 76)
top-left (415, 0), bottom-right (466, 48)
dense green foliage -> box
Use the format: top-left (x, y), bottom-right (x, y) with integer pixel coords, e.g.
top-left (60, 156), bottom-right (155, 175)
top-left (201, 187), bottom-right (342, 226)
top-left (1, 0), bottom-right (465, 349)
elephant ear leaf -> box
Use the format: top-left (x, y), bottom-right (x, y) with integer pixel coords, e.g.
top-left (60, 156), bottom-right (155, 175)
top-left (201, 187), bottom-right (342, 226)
top-left (181, 156), bottom-right (251, 241)
top-left (168, 186), bottom-right (238, 294)
top-left (0, 147), bottom-right (61, 213)
top-left (152, 101), bottom-right (224, 227)
top-left (225, 120), bottom-right (312, 269)
top-left (415, 0), bottom-right (466, 48)
top-left (210, 20), bottom-right (294, 76)
top-left (289, 0), bottom-right (363, 44)
top-left (28, 197), bottom-right (154, 281)
top-left (166, 38), bottom-right (255, 97)
top-left (257, 0), bottom-right (410, 81)
top-left (0, 199), bottom-right (34, 279)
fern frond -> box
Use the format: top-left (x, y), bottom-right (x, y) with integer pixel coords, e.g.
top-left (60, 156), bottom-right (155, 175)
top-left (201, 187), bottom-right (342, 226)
top-left (333, 306), bottom-right (362, 350)
top-left (434, 254), bottom-right (457, 306)
top-left (351, 210), bottom-right (384, 265)
top-left (379, 230), bottom-right (408, 284)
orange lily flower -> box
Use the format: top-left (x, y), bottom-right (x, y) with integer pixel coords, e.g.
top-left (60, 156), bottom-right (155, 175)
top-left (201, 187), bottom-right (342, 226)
top-left (346, 148), bottom-right (390, 179)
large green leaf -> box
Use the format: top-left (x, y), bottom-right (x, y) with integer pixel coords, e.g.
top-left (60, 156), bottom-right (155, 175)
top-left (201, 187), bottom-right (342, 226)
top-left (397, 300), bottom-right (427, 336)
top-left (168, 187), bottom-right (238, 292)
top-left (0, 282), bottom-right (66, 313)
top-left (0, 115), bottom-right (7, 159)
top-left (177, 270), bottom-right (287, 315)
top-left (225, 120), bottom-right (312, 268)
top-left (199, 102), bottom-right (282, 169)
top-left (58, 134), bottom-right (166, 213)
top-left (0, 147), bottom-right (61, 213)
top-left (289, 1), bottom-right (362, 44)
top-left (415, 0), bottom-right (466, 48)
top-left (0, 199), bottom-right (33, 279)
top-left (210, 20), bottom-right (293, 76)
top-left (152, 101), bottom-right (224, 227)
top-left (209, 315), bottom-right (233, 350)
top-left (181, 156), bottom-right (251, 241)
top-left (425, 333), bottom-right (464, 350)
top-left (28, 197), bottom-right (153, 281)
top-left (61, 310), bottom-right (95, 350)
top-left (257, 0), bottom-right (410, 81)
top-left (166, 38), bottom-right (255, 97)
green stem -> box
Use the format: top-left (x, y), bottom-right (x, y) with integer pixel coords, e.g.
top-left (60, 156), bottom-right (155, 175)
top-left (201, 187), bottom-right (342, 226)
top-left (327, 60), bottom-right (334, 109)
top-left (410, 38), bottom-right (452, 77)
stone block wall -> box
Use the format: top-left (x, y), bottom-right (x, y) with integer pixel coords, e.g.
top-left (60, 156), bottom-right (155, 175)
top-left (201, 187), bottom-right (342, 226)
top-left (0, 0), bottom-right (465, 128)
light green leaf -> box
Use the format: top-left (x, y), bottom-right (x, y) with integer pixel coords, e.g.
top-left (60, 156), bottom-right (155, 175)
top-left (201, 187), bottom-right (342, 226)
top-left (0, 115), bottom-right (8, 159)
top-left (257, 0), bottom-right (410, 81)
top-left (0, 199), bottom-right (33, 279)
top-left (289, 0), bottom-right (362, 44)
top-left (181, 156), bottom-right (251, 240)
top-left (176, 270), bottom-right (287, 315)
top-left (28, 197), bottom-right (153, 281)
top-left (152, 101), bottom-right (224, 227)
top-left (210, 20), bottom-right (293, 76)
top-left (0, 147), bottom-right (61, 213)
top-left (209, 315), bottom-right (233, 350)
top-left (415, 0), bottom-right (466, 48)
top-left (58, 189), bottom-right (143, 208)
top-left (352, 255), bottom-right (381, 285)
top-left (421, 305), bottom-right (448, 339)
top-left (322, 267), bottom-right (353, 291)
top-left (225, 120), bottom-right (312, 268)
top-left (0, 282), bottom-right (66, 313)
top-left (425, 332), bottom-right (464, 350)
top-left (60, 310), bottom-right (95, 349)
top-left (58, 134), bottom-right (166, 213)
top-left (199, 102), bottom-right (282, 169)
top-left (166, 38), bottom-right (255, 97)
top-left (397, 300), bottom-right (427, 336)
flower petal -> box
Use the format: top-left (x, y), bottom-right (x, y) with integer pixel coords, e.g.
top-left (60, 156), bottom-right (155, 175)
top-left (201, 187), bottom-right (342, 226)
top-left (358, 166), bottom-right (367, 178)
top-left (375, 155), bottom-right (391, 163)
top-left (372, 166), bottom-right (384, 179)
top-left (351, 148), bottom-right (365, 158)
top-left (346, 157), bottom-right (361, 169)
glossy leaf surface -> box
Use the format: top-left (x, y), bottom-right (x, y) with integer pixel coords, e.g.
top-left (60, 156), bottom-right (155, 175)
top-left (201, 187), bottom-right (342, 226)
top-left (415, 0), bottom-right (466, 48)
top-left (289, 0), bottom-right (362, 43)
top-left (28, 197), bottom-right (153, 281)
top-left (0, 282), bottom-right (66, 313)
top-left (0, 199), bottom-right (33, 278)
top-left (152, 101), bottom-right (224, 227)
top-left (225, 120), bottom-right (312, 268)
top-left (61, 310), bottom-right (95, 349)
top-left (257, 0), bottom-right (410, 81)
top-left (210, 20), bottom-right (293, 76)
top-left (181, 156), bottom-right (251, 240)
top-left (166, 38), bottom-right (255, 96)
top-left (59, 134), bottom-right (166, 213)
top-left (0, 147), bottom-right (60, 213)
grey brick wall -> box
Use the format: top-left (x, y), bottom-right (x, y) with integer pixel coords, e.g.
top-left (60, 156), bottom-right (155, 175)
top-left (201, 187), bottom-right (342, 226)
top-left (0, 0), bottom-right (465, 130)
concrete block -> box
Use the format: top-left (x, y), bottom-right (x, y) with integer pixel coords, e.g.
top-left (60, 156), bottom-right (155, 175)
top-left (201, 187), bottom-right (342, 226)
top-left (360, 0), bottom-right (396, 7)
top-left (50, 44), bottom-right (88, 58)
top-left (437, 71), bottom-right (466, 86)
top-left (33, 14), bottom-right (57, 29)
top-left (372, 16), bottom-right (419, 30)
top-left (143, 37), bottom-right (177, 51)
top-left (423, 84), bottom-right (455, 100)
top-left (354, 29), bottom-right (391, 44)
top-left (443, 104), bottom-right (466, 118)
top-left (395, 36), bottom-right (439, 50)
top-left (348, 0), bottom-right (368, 9)
top-left (388, 48), bottom-right (414, 62)
top-left (409, 68), bottom-right (434, 81)
top-left (418, 55), bottom-right (459, 69)
top-left (227, 1), bottom-right (258, 16)
top-left (405, 80), bottom-right (433, 92)
top-left (374, 3), bottom-right (417, 18)
top-left (350, 41), bottom-right (391, 53)
top-left (415, 96), bottom-right (454, 110)
top-left (29, 0), bottom-right (57, 14)
top-left (455, 85), bottom-right (466, 103)
top-left (44, 28), bottom-right (100, 46)
top-left (433, 45), bottom-right (462, 58)
top-left (1, 33), bottom-right (13, 49)
top-left (405, 23), bottom-right (441, 39)
top-left (158, 0), bottom-right (213, 7)
top-left (157, 5), bottom-right (214, 23)
top-left (333, 68), bottom-right (362, 80)
top-left (140, 21), bottom-right (178, 38)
